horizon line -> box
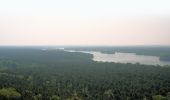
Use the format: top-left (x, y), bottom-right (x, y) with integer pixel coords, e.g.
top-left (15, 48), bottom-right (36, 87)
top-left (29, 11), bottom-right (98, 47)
top-left (0, 45), bottom-right (170, 47)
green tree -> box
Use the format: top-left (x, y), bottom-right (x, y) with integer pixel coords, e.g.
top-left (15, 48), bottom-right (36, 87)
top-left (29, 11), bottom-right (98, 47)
top-left (104, 89), bottom-right (115, 100)
top-left (33, 94), bottom-right (42, 100)
top-left (67, 92), bottom-right (82, 100)
top-left (143, 96), bottom-right (147, 100)
top-left (167, 92), bottom-right (170, 100)
top-left (50, 95), bottom-right (61, 100)
top-left (0, 88), bottom-right (21, 100)
top-left (153, 95), bottom-right (167, 100)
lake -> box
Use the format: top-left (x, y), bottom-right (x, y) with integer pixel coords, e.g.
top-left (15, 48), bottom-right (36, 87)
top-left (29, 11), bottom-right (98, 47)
top-left (63, 49), bottom-right (170, 66)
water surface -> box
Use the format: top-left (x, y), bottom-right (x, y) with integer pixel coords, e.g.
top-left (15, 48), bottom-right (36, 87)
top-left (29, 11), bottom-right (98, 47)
top-left (63, 49), bottom-right (170, 66)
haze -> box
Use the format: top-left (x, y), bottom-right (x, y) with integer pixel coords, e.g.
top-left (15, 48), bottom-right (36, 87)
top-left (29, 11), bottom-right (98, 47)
top-left (0, 0), bottom-right (170, 46)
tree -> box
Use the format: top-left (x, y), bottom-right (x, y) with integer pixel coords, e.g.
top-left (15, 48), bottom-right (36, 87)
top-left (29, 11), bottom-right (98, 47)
top-left (167, 92), bottom-right (170, 100)
top-left (104, 89), bottom-right (115, 100)
top-left (50, 95), bottom-right (61, 100)
top-left (153, 95), bottom-right (167, 100)
top-left (33, 94), bottom-right (42, 100)
top-left (0, 88), bottom-right (21, 100)
top-left (66, 92), bottom-right (82, 100)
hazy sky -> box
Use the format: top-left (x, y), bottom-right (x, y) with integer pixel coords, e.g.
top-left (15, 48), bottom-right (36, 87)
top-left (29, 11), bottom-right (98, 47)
top-left (0, 0), bottom-right (170, 46)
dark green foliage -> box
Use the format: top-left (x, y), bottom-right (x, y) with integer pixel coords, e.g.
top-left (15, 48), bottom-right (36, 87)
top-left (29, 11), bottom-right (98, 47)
top-left (0, 47), bottom-right (170, 100)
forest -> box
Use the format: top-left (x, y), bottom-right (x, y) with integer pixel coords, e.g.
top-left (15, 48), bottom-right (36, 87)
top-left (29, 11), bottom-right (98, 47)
top-left (0, 47), bottom-right (170, 100)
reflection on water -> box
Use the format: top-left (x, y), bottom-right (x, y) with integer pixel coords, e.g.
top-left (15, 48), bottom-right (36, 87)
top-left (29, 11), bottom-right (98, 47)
top-left (63, 49), bottom-right (170, 66)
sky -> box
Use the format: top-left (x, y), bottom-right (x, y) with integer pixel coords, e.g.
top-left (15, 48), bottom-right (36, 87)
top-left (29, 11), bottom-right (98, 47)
top-left (0, 0), bottom-right (170, 46)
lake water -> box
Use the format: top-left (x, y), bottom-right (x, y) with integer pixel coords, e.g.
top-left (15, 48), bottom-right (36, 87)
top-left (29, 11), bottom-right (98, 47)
top-left (63, 49), bottom-right (170, 66)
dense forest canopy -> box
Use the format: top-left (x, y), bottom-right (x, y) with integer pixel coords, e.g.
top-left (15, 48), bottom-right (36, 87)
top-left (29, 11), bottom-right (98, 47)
top-left (0, 47), bottom-right (170, 100)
